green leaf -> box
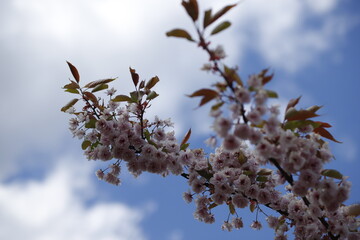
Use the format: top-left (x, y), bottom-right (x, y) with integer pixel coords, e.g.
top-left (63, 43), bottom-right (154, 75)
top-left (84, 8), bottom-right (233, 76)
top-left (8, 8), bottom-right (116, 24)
top-left (209, 202), bottom-right (218, 209)
top-left (211, 101), bottom-right (224, 111)
top-left (237, 151), bottom-right (247, 164)
top-left (196, 169), bottom-right (213, 181)
top-left (146, 91), bottom-right (159, 100)
top-left (85, 118), bottom-right (97, 128)
top-left (92, 83), bottom-right (108, 93)
top-left (228, 202), bottom-right (235, 215)
top-left (211, 21), bottom-right (231, 35)
top-left (243, 170), bottom-right (254, 176)
top-left (145, 76), bottom-right (160, 90)
top-left (257, 168), bottom-right (272, 176)
top-left (256, 176), bottom-right (268, 182)
top-left (65, 88), bottom-right (80, 94)
top-left (82, 140), bottom-right (91, 150)
top-left (283, 120), bottom-right (320, 131)
top-left (84, 78), bottom-right (116, 88)
top-left (130, 91), bottom-right (139, 102)
top-left (265, 90), bottom-right (278, 98)
top-left (129, 67), bottom-right (139, 87)
top-left (63, 81), bottom-right (80, 90)
top-left (181, 0), bottom-right (199, 22)
top-left (61, 98), bottom-right (78, 112)
top-left (144, 129), bottom-right (151, 141)
top-left (321, 169), bottom-right (343, 180)
top-left (112, 95), bottom-right (132, 102)
top-left (66, 61), bottom-right (80, 83)
top-left (166, 29), bottom-right (194, 42)
top-left (180, 143), bottom-right (190, 151)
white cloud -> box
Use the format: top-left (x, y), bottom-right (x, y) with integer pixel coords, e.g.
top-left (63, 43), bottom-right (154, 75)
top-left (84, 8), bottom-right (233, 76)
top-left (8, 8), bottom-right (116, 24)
top-left (0, 157), bottom-right (149, 240)
top-left (234, 0), bottom-right (350, 72)
top-left (304, 0), bottom-right (337, 14)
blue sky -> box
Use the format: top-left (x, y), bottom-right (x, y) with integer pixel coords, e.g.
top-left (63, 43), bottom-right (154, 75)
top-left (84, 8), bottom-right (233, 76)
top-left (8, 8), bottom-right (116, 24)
top-left (0, 0), bottom-right (359, 239)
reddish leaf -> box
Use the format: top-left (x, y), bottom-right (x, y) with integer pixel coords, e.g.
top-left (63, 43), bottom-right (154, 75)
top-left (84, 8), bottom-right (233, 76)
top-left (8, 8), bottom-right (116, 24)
top-left (181, 0), bottom-right (199, 22)
top-left (129, 68), bottom-right (139, 87)
top-left (314, 127), bottom-right (342, 143)
top-left (286, 109), bottom-right (320, 121)
top-left (250, 201), bottom-right (256, 213)
top-left (188, 88), bottom-right (219, 107)
top-left (224, 65), bottom-right (243, 87)
top-left (314, 121), bottom-right (332, 128)
top-left (139, 80), bottom-right (145, 89)
top-left (259, 68), bottom-right (273, 85)
top-left (199, 95), bottom-right (217, 107)
top-left (203, 9), bottom-right (212, 29)
top-left (66, 61), bottom-right (80, 83)
top-left (188, 88), bottom-right (218, 97)
top-left (209, 4), bottom-right (237, 25)
top-left (83, 91), bottom-right (98, 105)
top-left (84, 78), bottom-right (116, 88)
top-left (180, 128), bottom-right (192, 147)
top-left (286, 96), bottom-right (302, 112)
top-left (166, 29), bottom-right (194, 42)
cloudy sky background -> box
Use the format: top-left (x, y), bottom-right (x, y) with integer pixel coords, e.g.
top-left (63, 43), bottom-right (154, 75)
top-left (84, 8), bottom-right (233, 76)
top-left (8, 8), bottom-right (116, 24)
top-left (0, 0), bottom-right (359, 239)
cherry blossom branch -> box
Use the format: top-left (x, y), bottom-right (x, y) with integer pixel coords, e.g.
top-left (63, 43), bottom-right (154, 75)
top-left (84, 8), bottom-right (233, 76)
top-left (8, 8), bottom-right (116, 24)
top-left (196, 26), bottom-right (248, 124)
top-left (269, 158), bottom-right (338, 240)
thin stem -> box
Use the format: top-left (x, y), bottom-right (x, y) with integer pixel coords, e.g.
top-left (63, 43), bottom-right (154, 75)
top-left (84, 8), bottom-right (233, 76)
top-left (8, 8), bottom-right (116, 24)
top-left (195, 26), bottom-right (248, 124)
top-left (79, 88), bottom-right (101, 119)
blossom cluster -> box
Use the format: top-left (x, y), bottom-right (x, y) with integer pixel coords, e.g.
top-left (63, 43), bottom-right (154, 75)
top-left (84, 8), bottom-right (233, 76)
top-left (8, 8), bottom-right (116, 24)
top-left (68, 95), bottom-right (184, 184)
top-left (61, 0), bottom-right (359, 239)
